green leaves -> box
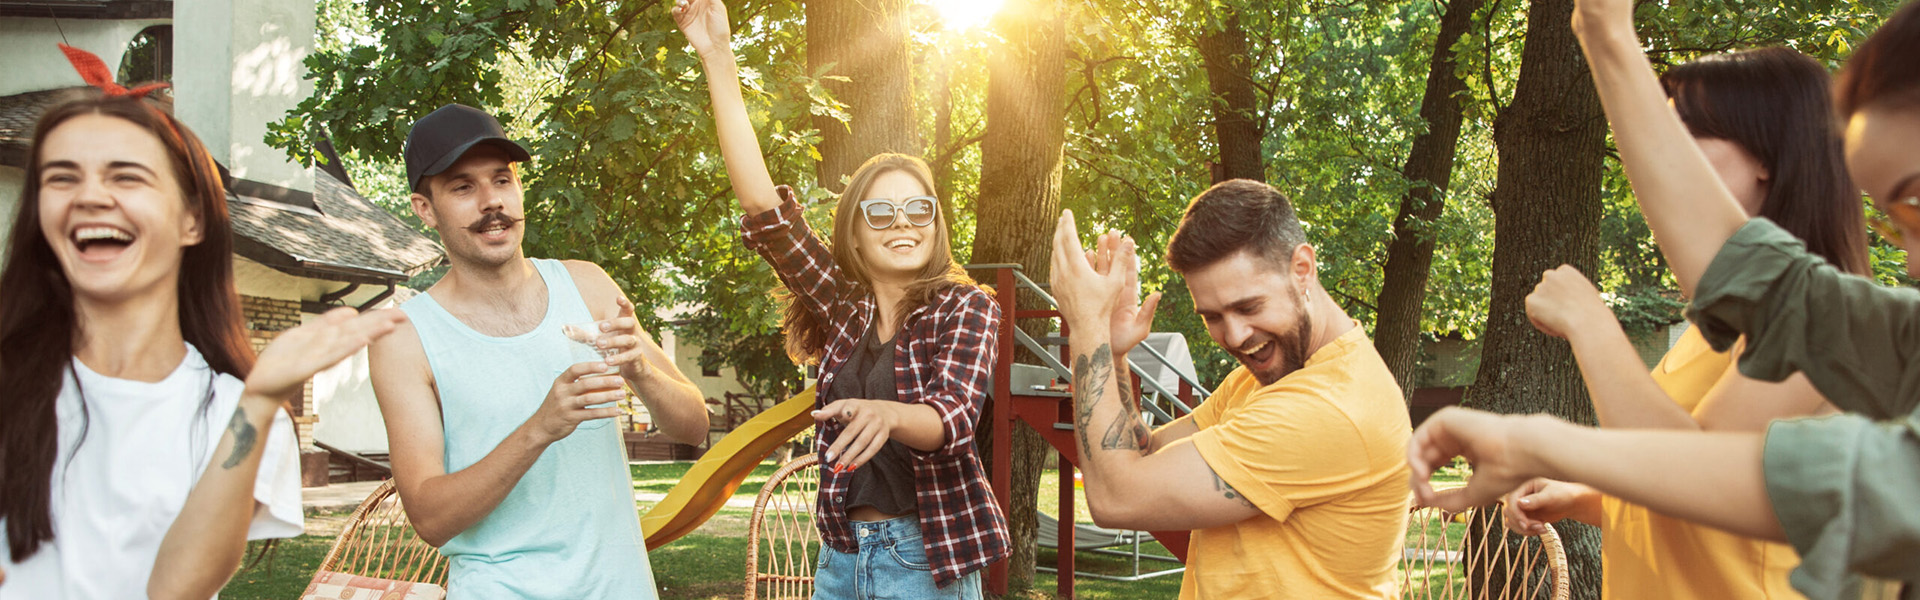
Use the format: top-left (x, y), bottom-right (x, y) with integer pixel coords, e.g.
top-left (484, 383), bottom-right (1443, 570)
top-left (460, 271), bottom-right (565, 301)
top-left (285, 0), bottom-right (1908, 393)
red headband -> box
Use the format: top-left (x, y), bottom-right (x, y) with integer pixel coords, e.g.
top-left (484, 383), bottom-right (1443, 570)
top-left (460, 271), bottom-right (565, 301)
top-left (59, 43), bottom-right (170, 98)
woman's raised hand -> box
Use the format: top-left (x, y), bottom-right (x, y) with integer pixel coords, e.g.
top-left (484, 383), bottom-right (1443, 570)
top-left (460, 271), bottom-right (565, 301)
top-left (244, 307), bottom-right (406, 406)
top-left (1571, 0), bottom-right (1635, 38)
top-left (1524, 265), bottom-right (1612, 340)
top-left (673, 0), bottom-right (734, 59)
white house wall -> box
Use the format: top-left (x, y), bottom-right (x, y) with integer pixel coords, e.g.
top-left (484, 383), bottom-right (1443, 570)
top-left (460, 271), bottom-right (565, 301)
top-left (667, 330), bottom-right (753, 407)
top-left (0, 18), bottom-right (168, 97)
top-left (310, 301), bottom-right (394, 454)
top-left (174, 0), bottom-right (315, 194)
top-left (0, 166), bottom-right (21, 253)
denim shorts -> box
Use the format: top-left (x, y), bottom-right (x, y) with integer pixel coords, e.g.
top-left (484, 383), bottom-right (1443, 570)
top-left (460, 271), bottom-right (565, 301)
top-left (812, 515), bottom-right (982, 600)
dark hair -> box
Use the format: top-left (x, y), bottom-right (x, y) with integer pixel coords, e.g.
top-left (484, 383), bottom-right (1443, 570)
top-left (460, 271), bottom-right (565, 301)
top-left (0, 91), bottom-right (254, 559)
top-left (783, 153), bottom-right (977, 363)
top-left (1166, 179), bottom-right (1308, 274)
top-left (1662, 47), bottom-right (1870, 275)
top-left (1836, 0), bottom-right (1920, 116)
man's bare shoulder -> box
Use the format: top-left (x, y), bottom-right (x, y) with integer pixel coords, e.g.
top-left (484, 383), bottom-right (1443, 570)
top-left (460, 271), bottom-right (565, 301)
top-left (559, 259), bottom-right (623, 319)
top-left (559, 259), bottom-right (614, 285)
top-left (369, 313), bottom-right (430, 379)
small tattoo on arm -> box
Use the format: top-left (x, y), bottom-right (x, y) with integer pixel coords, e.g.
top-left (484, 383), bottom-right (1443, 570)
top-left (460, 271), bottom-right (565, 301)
top-left (1099, 373), bottom-right (1153, 456)
top-left (222, 406), bottom-right (257, 469)
top-left (1211, 468), bottom-right (1256, 509)
top-left (1072, 345), bottom-right (1114, 455)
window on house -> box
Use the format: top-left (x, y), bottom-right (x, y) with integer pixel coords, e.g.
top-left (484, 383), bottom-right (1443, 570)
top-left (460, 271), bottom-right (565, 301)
top-left (119, 25), bottom-right (173, 85)
top-left (700, 349), bottom-right (722, 377)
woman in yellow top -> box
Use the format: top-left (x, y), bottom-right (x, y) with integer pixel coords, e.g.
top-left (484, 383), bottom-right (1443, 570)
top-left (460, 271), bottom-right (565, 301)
top-left (1497, 47), bottom-right (1871, 599)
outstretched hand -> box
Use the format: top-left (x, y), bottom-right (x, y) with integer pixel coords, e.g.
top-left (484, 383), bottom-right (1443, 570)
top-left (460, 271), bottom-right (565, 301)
top-left (1050, 210), bottom-right (1128, 334)
top-left (1501, 477), bottom-right (1596, 536)
top-left (673, 0), bottom-right (734, 58)
top-left (812, 399), bottom-right (898, 474)
top-left (1524, 265), bottom-right (1612, 340)
top-left (1408, 407), bottom-right (1544, 514)
top-left (246, 307), bottom-right (406, 405)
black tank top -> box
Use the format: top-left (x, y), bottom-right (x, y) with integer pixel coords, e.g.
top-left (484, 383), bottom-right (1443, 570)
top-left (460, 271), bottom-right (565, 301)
top-left (827, 321), bottom-right (919, 517)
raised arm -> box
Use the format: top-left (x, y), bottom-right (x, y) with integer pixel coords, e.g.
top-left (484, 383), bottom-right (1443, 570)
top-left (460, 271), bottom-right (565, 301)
top-left (1410, 407), bottom-right (1782, 542)
top-left (1050, 211), bottom-right (1262, 530)
top-left (1525, 266), bottom-right (1694, 428)
top-left (148, 308), bottom-right (406, 599)
top-left (1573, 0), bottom-right (1747, 296)
top-left (675, 0), bottom-right (782, 216)
top-left (369, 323), bottom-right (625, 547)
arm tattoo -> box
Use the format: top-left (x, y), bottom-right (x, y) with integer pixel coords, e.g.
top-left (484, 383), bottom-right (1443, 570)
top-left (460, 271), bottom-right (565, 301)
top-left (1211, 468), bottom-right (1257, 509)
top-left (1100, 371), bottom-right (1152, 455)
top-left (221, 406), bottom-right (258, 469)
top-left (1072, 344), bottom-right (1114, 455)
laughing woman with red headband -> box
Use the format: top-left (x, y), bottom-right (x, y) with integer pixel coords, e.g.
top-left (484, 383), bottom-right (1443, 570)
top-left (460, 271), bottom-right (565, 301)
top-left (674, 1), bottom-right (1009, 597)
top-left (0, 47), bottom-right (405, 599)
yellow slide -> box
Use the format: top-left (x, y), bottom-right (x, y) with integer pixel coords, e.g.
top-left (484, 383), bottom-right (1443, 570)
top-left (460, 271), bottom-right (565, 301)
top-left (641, 387), bottom-right (817, 549)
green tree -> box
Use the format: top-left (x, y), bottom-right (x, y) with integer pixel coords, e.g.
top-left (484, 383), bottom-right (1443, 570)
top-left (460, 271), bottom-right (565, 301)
top-left (1373, 0), bottom-right (1484, 400)
top-left (969, 0), bottom-right (1070, 590)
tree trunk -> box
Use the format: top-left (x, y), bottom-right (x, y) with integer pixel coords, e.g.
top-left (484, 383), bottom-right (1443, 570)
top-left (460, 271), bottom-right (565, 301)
top-left (1373, 0), bottom-right (1483, 401)
top-left (969, 0), bottom-right (1067, 593)
top-left (1197, 11), bottom-right (1265, 182)
top-left (1466, 0), bottom-right (1605, 596)
top-left (931, 48), bottom-right (960, 244)
top-left (805, 0), bottom-right (916, 192)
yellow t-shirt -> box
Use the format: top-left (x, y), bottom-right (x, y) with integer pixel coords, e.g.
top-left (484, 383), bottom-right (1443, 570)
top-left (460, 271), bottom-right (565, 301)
top-left (1599, 326), bottom-right (1803, 599)
top-left (1181, 325), bottom-right (1412, 599)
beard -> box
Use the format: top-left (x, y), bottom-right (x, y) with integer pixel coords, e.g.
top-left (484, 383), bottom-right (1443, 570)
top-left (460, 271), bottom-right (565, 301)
top-left (1236, 288), bottom-right (1313, 386)
top-left (1243, 308), bottom-right (1313, 386)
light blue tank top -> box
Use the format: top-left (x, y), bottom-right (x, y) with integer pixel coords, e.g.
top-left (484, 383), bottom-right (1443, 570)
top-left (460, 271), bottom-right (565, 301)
top-left (400, 258), bottom-right (656, 599)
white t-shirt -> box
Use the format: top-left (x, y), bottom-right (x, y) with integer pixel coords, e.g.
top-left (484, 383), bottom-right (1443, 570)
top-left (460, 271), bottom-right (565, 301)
top-left (0, 343), bottom-right (303, 599)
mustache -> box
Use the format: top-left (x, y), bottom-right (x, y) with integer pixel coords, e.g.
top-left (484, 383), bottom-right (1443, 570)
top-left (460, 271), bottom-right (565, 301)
top-left (465, 212), bottom-right (525, 233)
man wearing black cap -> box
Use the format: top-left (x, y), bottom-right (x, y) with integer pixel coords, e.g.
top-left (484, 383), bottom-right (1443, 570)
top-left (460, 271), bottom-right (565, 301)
top-left (368, 104), bottom-right (708, 599)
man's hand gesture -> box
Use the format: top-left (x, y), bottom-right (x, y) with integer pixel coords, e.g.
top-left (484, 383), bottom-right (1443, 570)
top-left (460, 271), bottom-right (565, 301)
top-left (1050, 210), bottom-right (1128, 335)
top-left (1101, 233), bottom-right (1161, 357)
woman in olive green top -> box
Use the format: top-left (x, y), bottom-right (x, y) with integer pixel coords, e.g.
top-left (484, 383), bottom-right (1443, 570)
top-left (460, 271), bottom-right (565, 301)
top-left (1407, 0), bottom-right (1920, 597)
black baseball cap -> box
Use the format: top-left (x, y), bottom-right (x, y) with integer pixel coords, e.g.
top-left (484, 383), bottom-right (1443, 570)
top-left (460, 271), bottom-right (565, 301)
top-left (404, 104), bottom-right (532, 193)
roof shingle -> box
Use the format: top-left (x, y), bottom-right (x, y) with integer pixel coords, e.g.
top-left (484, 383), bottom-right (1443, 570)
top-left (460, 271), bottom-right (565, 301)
top-left (1, 87), bottom-right (444, 285)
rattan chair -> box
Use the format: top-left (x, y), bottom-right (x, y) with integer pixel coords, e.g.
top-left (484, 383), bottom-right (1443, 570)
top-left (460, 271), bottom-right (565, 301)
top-left (1402, 502), bottom-right (1570, 600)
top-left (312, 479), bottom-right (449, 586)
top-left (744, 453), bottom-right (821, 600)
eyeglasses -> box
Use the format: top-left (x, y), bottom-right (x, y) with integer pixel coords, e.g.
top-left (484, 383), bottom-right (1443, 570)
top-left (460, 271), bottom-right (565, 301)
top-left (1869, 196), bottom-right (1920, 246)
top-left (859, 196), bottom-right (938, 230)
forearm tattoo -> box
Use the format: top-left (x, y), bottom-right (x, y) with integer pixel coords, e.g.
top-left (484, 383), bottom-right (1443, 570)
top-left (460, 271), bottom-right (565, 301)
top-left (221, 406), bottom-right (257, 469)
top-left (1072, 345), bottom-right (1114, 455)
top-left (1100, 372), bottom-right (1152, 455)
top-left (1211, 468), bottom-right (1256, 509)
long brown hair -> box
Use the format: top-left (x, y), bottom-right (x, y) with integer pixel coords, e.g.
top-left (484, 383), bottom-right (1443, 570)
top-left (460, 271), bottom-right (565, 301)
top-left (783, 154), bottom-right (977, 363)
top-left (1662, 47), bottom-right (1870, 275)
top-left (0, 92), bottom-right (254, 559)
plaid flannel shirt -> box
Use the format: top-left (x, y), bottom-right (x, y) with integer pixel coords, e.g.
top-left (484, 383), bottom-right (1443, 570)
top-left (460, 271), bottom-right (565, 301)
top-left (740, 187), bottom-right (1010, 587)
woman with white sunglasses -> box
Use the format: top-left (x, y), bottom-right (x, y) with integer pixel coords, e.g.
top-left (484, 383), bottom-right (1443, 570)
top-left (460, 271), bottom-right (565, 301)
top-left (674, 0), bottom-right (1009, 597)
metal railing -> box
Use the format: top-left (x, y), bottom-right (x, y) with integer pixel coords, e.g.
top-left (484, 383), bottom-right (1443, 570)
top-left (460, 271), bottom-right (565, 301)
top-left (967, 264), bottom-right (1209, 427)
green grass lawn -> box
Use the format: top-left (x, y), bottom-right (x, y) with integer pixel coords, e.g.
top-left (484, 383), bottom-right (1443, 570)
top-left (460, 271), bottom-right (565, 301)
top-left (224, 460), bottom-right (1477, 599)
top-left (631, 461), bottom-right (783, 502)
